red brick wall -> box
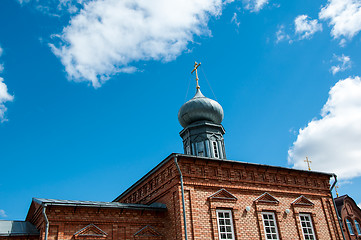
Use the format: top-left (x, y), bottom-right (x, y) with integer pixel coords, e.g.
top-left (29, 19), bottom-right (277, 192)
top-left (27, 205), bottom-right (166, 240)
top-left (118, 155), bottom-right (343, 240)
top-left (20, 154), bottom-right (343, 240)
top-left (338, 197), bottom-right (361, 240)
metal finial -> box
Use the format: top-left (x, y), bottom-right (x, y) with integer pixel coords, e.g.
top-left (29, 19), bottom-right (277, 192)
top-left (191, 61), bottom-right (201, 90)
top-left (304, 157), bottom-right (312, 171)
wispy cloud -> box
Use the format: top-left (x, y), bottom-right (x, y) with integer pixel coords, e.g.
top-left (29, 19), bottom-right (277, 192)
top-left (50, 0), bottom-right (229, 87)
top-left (17, 0), bottom-right (87, 15)
top-left (319, 0), bottom-right (361, 45)
top-left (330, 54), bottom-right (351, 75)
top-left (294, 15), bottom-right (322, 40)
top-left (0, 209), bottom-right (7, 218)
top-left (244, 0), bottom-right (269, 12)
top-left (0, 46), bottom-right (3, 73)
top-left (288, 76), bottom-right (361, 180)
top-left (275, 25), bottom-right (290, 43)
top-left (231, 12), bottom-right (240, 27)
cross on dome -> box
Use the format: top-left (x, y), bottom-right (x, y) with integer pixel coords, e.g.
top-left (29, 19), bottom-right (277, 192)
top-left (191, 61), bottom-right (201, 89)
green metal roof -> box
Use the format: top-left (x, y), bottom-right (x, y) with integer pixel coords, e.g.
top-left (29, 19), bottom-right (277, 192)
top-left (0, 220), bottom-right (39, 236)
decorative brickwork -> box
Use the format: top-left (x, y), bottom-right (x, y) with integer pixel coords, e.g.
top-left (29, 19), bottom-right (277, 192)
top-left (2, 154), bottom-right (343, 240)
top-left (335, 195), bottom-right (361, 240)
top-left (116, 154), bottom-right (343, 240)
top-left (74, 224), bottom-right (107, 239)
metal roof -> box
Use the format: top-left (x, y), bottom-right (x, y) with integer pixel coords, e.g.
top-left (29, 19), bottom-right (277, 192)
top-left (178, 88), bottom-right (224, 128)
top-left (0, 221), bottom-right (39, 236)
top-left (33, 198), bottom-right (166, 211)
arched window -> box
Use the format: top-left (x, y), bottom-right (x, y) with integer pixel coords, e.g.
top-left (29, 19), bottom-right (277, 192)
top-left (346, 219), bottom-right (355, 235)
top-left (354, 220), bottom-right (361, 235)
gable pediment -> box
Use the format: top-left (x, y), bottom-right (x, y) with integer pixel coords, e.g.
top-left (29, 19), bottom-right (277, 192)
top-left (254, 192), bottom-right (279, 205)
top-left (134, 225), bottom-right (161, 237)
top-left (208, 189), bottom-right (237, 201)
top-left (292, 195), bottom-right (314, 207)
top-left (74, 224), bottom-right (107, 238)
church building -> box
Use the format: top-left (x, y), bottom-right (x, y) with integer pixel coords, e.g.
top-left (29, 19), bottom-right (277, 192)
top-left (0, 63), bottom-right (344, 240)
top-left (334, 195), bottom-right (361, 240)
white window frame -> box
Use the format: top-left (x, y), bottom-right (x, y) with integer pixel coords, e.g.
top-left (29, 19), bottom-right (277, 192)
top-left (355, 220), bottom-right (361, 235)
top-left (186, 145), bottom-right (191, 155)
top-left (216, 209), bottom-right (235, 240)
top-left (299, 213), bottom-right (317, 240)
top-left (212, 141), bottom-right (219, 158)
top-left (261, 212), bottom-right (280, 240)
top-left (346, 219), bottom-right (355, 235)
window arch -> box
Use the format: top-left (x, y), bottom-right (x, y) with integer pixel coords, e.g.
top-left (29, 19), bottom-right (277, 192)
top-left (346, 219), bottom-right (355, 235)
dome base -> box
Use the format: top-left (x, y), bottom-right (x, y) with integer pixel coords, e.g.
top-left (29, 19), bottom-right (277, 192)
top-left (179, 121), bottom-right (226, 159)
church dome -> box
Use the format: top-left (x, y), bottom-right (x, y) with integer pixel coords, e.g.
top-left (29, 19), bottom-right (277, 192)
top-left (178, 88), bottom-right (224, 128)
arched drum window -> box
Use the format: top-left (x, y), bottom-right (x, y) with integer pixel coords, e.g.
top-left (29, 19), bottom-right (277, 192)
top-left (346, 219), bottom-right (355, 235)
top-left (354, 220), bottom-right (361, 235)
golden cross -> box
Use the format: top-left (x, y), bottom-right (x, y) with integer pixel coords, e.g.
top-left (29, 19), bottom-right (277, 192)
top-left (191, 61), bottom-right (201, 90)
top-left (304, 157), bottom-right (312, 171)
top-left (335, 185), bottom-right (339, 198)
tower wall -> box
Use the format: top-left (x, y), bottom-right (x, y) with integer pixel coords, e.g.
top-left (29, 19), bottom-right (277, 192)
top-left (180, 121), bottom-right (226, 159)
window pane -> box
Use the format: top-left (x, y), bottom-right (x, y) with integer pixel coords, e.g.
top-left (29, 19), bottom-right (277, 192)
top-left (347, 219), bottom-right (354, 235)
top-left (217, 210), bottom-right (235, 240)
top-left (262, 212), bottom-right (279, 240)
top-left (299, 214), bottom-right (316, 240)
top-left (355, 220), bottom-right (361, 235)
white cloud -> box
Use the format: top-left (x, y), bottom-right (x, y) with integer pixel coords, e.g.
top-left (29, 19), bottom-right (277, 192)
top-left (50, 0), bottom-right (228, 87)
top-left (0, 46), bottom-right (13, 123)
top-left (231, 12), bottom-right (240, 27)
top-left (0, 77), bottom-right (14, 122)
top-left (288, 76), bottom-right (361, 180)
top-left (0, 209), bottom-right (6, 218)
top-left (330, 54), bottom-right (351, 75)
top-left (294, 15), bottom-right (322, 39)
top-left (17, 0), bottom-right (86, 15)
top-left (244, 0), bottom-right (269, 12)
top-left (275, 25), bottom-right (290, 43)
top-left (319, 0), bottom-right (361, 42)
top-left (358, 203), bottom-right (361, 209)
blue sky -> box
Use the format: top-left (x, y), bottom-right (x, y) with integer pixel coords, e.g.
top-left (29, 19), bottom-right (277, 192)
top-left (1, 0), bottom-right (361, 220)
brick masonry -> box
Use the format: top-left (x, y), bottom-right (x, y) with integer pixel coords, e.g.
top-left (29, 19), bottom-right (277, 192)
top-left (117, 154), bottom-right (343, 240)
top-left (2, 154), bottom-right (343, 239)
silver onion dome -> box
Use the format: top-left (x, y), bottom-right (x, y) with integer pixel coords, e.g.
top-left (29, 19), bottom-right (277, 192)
top-left (178, 88), bottom-right (224, 128)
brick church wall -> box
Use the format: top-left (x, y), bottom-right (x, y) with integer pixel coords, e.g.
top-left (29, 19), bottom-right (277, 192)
top-left (335, 195), bottom-right (361, 240)
top-left (117, 154), bottom-right (343, 240)
top-left (24, 203), bottom-right (166, 240)
top-left (8, 154), bottom-right (343, 240)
